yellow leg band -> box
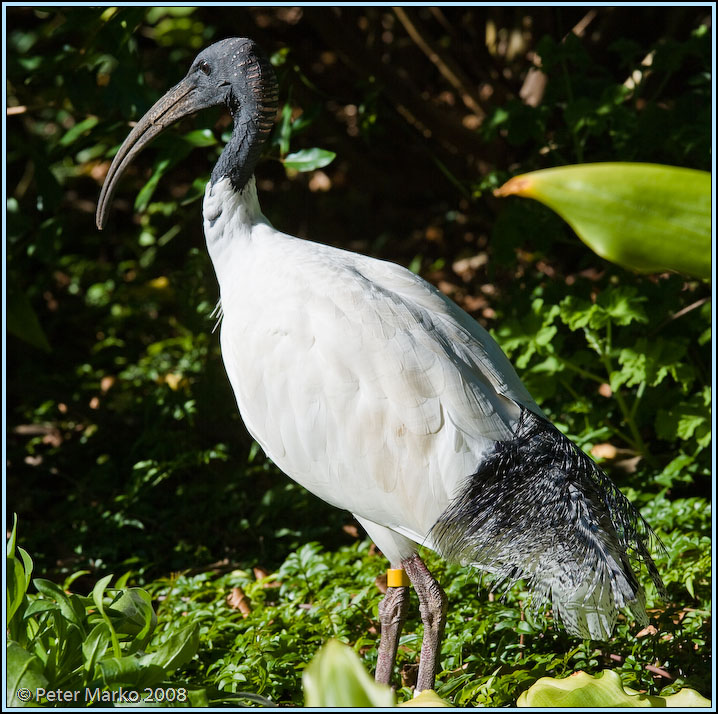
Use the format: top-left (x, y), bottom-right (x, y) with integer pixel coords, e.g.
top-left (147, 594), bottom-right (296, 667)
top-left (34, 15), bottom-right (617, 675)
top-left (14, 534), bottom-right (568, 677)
top-left (387, 568), bottom-right (410, 587)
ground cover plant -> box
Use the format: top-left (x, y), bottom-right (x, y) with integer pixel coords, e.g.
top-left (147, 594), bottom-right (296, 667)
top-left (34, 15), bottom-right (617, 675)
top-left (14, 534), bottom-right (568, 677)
top-left (6, 6), bottom-right (711, 707)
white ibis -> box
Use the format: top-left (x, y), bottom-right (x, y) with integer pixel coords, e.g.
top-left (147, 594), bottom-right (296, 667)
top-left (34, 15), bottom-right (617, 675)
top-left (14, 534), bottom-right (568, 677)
top-left (96, 38), bottom-right (664, 693)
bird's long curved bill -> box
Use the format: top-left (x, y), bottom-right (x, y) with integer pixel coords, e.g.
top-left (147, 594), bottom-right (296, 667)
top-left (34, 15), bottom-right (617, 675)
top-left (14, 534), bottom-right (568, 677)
top-left (96, 77), bottom-right (202, 230)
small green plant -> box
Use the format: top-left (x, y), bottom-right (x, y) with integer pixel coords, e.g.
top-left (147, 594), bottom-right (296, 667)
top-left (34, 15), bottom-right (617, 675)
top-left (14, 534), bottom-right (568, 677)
top-left (7, 517), bottom-right (204, 708)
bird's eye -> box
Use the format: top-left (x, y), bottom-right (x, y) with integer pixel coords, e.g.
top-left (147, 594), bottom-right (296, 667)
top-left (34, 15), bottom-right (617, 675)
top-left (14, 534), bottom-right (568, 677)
top-left (198, 60), bottom-right (211, 75)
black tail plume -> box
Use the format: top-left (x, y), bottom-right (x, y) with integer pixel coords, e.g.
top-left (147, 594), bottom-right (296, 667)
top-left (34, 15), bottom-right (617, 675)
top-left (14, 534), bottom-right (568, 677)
top-left (432, 407), bottom-right (665, 639)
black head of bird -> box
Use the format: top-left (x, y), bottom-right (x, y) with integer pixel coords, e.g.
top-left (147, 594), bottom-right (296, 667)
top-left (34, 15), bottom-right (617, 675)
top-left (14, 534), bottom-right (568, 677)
top-left (96, 37), bottom-right (277, 230)
top-left (96, 37), bottom-right (665, 695)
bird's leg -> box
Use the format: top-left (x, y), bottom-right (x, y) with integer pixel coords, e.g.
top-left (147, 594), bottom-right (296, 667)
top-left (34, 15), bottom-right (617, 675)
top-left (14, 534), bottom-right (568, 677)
top-left (402, 553), bottom-right (448, 693)
top-left (375, 566), bottom-right (410, 686)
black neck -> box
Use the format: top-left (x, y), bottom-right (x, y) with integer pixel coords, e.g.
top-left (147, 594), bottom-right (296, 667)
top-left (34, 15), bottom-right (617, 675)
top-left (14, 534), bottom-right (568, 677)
top-left (211, 52), bottom-right (278, 192)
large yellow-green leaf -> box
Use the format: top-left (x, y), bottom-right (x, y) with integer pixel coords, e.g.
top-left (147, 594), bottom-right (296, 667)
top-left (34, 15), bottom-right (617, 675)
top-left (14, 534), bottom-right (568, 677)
top-left (302, 640), bottom-right (452, 707)
top-left (516, 670), bottom-right (711, 707)
top-left (398, 689), bottom-right (453, 707)
top-left (495, 163), bottom-right (711, 280)
top-left (303, 639), bottom-right (396, 708)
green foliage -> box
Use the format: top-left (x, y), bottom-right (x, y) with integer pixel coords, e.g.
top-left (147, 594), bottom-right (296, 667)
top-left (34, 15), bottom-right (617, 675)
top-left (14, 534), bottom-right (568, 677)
top-left (273, 97), bottom-right (337, 171)
top-left (7, 518), bottom-right (204, 707)
top-left (492, 275), bottom-right (710, 492)
top-left (6, 5), bottom-right (711, 708)
top-left (141, 541), bottom-right (382, 704)
top-left (7, 508), bottom-right (711, 707)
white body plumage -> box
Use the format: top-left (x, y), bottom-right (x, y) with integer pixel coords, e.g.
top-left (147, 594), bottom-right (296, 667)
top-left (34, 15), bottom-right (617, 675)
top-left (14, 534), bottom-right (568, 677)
top-left (205, 177), bottom-right (538, 564)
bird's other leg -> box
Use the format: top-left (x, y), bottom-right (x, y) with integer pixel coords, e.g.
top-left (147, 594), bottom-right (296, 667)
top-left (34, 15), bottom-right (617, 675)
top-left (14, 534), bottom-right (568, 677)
top-left (375, 565), bottom-right (410, 686)
top-left (402, 553), bottom-right (448, 693)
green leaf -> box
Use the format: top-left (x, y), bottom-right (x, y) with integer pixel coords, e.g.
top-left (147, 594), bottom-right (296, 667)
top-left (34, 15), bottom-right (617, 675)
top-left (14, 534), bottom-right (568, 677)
top-left (59, 115), bottom-right (100, 147)
top-left (6, 641), bottom-right (49, 708)
top-left (278, 101), bottom-right (293, 156)
top-left (187, 689), bottom-right (211, 707)
top-left (493, 299), bottom-right (560, 368)
top-left (91, 574), bottom-right (115, 612)
top-left (82, 622), bottom-right (112, 676)
top-left (655, 453), bottom-right (695, 488)
top-left (6, 273), bottom-right (51, 352)
top-left (559, 287), bottom-right (648, 334)
top-left (656, 387), bottom-right (711, 446)
top-left (558, 296), bottom-right (598, 331)
top-left (615, 337), bottom-right (694, 391)
top-left (597, 285), bottom-right (648, 326)
top-left (110, 588), bottom-right (158, 646)
top-left (135, 158), bottom-right (171, 213)
top-left (7, 513), bottom-right (18, 557)
top-left (282, 148), bottom-right (336, 172)
top-left (181, 129), bottom-right (217, 147)
top-left (17, 548), bottom-right (34, 594)
top-left (98, 654), bottom-right (166, 689)
top-left (6, 517), bottom-right (33, 632)
top-left (495, 163), bottom-right (711, 279)
top-left (91, 574), bottom-right (122, 658)
top-left (516, 669), bottom-right (711, 707)
top-left (139, 621), bottom-right (199, 671)
top-left (303, 639), bottom-right (395, 708)
top-left (7, 558), bottom-right (29, 629)
top-left (399, 689), bottom-right (453, 707)
top-left (33, 578), bottom-right (86, 632)
top-left (24, 599), bottom-right (59, 618)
